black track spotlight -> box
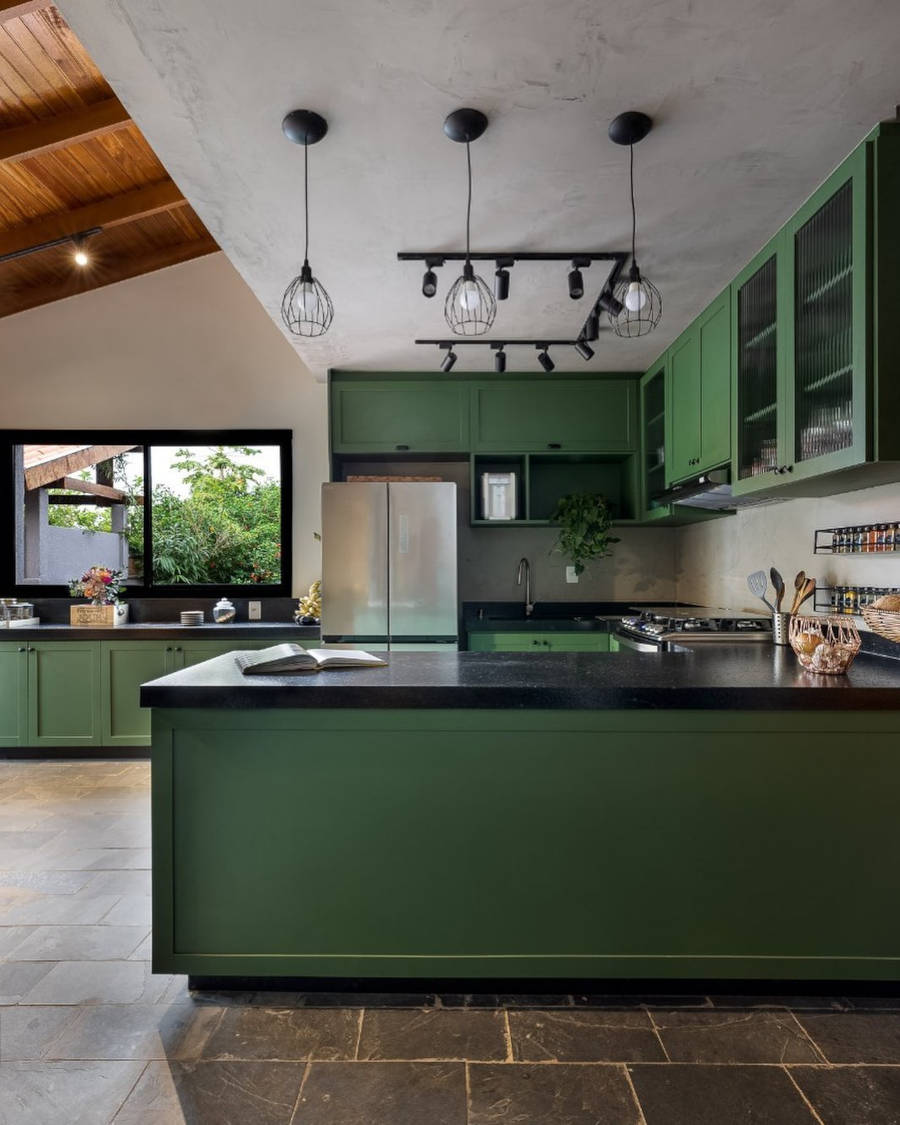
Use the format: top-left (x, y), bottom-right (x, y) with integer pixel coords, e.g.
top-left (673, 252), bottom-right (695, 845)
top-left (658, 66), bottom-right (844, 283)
top-left (574, 339), bottom-right (594, 361)
top-left (422, 268), bottom-right (438, 298)
top-left (568, 267), bottom-right (584, 300)
top-left (494, 347), bottom-right (506, 373)
top-left (537, 348), bottom-right (555, 373)
top-left (597, 290), bottom-right (625, 318)
top-left (440, 348), bottom-right (458, 373)
top-left (584, 310), bottom-right (600, 341)
top-left (494, 266), bottom-right (510, 301)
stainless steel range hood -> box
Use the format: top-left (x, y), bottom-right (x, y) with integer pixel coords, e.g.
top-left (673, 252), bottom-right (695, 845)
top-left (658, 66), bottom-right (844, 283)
top-left (655, 467), bottom-right (782, 511)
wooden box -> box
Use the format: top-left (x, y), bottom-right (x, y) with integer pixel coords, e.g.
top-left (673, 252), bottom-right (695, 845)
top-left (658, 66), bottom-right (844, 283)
top-left (69, 603), bottom-right (129, 627)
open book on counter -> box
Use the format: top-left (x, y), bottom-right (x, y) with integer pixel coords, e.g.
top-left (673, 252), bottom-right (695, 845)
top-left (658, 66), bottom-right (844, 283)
top-left (235, 644), bottom-right (387, 676)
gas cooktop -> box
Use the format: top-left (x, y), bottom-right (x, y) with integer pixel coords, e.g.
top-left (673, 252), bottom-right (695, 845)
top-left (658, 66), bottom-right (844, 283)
top-left (619, 608), bottom-right (772, 644)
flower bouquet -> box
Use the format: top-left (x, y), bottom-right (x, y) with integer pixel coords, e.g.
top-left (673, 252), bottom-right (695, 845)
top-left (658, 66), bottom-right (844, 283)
top-left (69, 566), bottom-right (128, 626)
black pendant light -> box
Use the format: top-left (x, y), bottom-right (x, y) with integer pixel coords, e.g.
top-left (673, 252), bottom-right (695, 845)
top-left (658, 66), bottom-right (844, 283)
top-left (608, 111), bottom-right (662, 338)
top-left (443, 108), bottom-right (496, 336)
top-left (280, 109), bottom-right (334, 337)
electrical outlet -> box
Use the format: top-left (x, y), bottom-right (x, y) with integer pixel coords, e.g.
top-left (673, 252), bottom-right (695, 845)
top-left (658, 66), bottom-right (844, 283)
top-left (248, 601), bottom-right (262, 621)
top-left (566, 566), bottom-right (579, 584)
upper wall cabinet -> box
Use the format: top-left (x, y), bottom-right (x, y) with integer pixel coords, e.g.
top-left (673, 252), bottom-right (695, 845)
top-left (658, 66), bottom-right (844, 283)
top-left (665, 289), bottom-right (731, 486)
top-left (733, 125), bottom-right (900, 497)
top-left (331, 379), bottom-right (470, 453)
top-left (470, 379), bottom-right (636, 453)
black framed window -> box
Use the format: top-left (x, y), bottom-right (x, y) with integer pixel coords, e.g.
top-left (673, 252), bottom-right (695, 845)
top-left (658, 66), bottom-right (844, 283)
top-left (0, 430), bottom-right (292, 597)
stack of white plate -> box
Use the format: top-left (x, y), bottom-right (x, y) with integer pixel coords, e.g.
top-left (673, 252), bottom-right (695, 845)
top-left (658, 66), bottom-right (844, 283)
top-left (180, 611), bottom-right (204, 627)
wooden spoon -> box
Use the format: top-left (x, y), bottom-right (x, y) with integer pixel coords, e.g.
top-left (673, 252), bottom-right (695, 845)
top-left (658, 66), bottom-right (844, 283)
top-left (790, 570), bottom-right (806, 615)
top-left (770, 567), bottom-right (785, 611)
top-left (796, 576), bottom-right (816, 612)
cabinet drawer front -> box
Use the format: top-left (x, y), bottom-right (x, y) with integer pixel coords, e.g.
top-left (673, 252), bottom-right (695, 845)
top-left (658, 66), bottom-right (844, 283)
top-left (332, 382), bottom-right (469, 452)
top-left (472, 381), bottom-right (635, 452)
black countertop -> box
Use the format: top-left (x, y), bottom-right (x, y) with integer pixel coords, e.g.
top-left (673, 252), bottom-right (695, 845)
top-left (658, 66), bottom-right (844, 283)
top-left (141, 647), bottom-right (900, 711)
top-left (5, 622), bottom-right (319, 642)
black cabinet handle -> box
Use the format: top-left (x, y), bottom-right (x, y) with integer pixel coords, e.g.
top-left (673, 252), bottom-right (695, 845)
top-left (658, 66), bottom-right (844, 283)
top-left (165, 646), bottom-right (172, 653)
top-left (785, 464), bottom-right (793, 473)
top-left (175, 646), bottom-right (182, 653)
top-left (17, 646), bottom-right (25, 653)
top-left (395, 444), bottom-right (410, 451)
top-left (547, 443), bottom-right (561, 450)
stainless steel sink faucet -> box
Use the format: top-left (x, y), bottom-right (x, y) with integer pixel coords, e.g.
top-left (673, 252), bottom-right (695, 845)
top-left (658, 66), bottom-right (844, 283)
top-left (516, 557), bottom-right (534, 617)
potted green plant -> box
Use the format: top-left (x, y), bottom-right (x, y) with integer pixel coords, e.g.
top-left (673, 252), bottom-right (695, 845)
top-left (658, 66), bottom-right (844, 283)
top-left (550, 493), bottom-right (619, 576)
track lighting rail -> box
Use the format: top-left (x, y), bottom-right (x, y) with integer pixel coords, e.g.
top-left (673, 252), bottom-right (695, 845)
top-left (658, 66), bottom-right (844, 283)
top-left (398, 251), bottom-right (626, 266)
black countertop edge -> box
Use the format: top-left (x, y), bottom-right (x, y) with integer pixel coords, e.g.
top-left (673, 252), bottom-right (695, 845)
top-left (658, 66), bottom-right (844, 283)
top-left (140, 650), bottom-right (900, 711)
top-left (5, 623), bottom-right (319, 641)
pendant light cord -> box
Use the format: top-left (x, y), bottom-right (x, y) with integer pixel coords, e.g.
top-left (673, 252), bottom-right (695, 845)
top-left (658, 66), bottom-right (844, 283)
top-left (465, 140), bottom-right (472, 262)
top-left (629, 143), bottom-right (637, 270)
top-left (303, 137), bottom-right (310, 265)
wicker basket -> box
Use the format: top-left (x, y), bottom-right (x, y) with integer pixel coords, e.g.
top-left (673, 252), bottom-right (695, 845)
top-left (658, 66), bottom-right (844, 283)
top-left (861, 605), bottom-right (900, 644)
top-left (789, 615), bottom-right (860, 675)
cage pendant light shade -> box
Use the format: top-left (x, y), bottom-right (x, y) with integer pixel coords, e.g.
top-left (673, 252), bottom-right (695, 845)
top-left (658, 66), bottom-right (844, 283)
top-left (280, 109), bottom-right (334, 337)
top-left (610, 264), bottom-right (662, 338)
top-left (445, 262), bottom-right (496, 335)
top-left (282, 261), bottom-right (334, 337)
top-left (444, 120), bottom-right (496, 336)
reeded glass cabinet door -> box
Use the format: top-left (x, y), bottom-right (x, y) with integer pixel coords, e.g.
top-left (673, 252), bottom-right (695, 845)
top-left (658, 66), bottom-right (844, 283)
top-left (642, 367), bottom-right (666, 510)
top-left (735, 253), bottom-right (779, 483)
top-left (787, 145), bottom-right (868, 478)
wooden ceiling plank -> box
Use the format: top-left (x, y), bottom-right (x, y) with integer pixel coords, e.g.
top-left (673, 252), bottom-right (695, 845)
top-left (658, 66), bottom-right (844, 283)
top-left (0, 178), bottom-right (186, 257)
top-left (0, 97), bottom-right (130, 161)
top-left (2, 236), bottom-right (218, 317)
top-left (29, 9), bottom-right (104, 94)
top-left (1, 20), bottom-right (82, 117)
top-left (0, 2), bottom-right (48, 23)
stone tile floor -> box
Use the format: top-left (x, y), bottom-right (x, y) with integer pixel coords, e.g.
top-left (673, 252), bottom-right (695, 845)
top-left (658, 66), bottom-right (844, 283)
top-left (1, 761), bottom-right (900, 1123)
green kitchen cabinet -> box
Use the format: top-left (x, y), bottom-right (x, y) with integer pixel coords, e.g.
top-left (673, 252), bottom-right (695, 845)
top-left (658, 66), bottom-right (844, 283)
top-left (468, 632), bottom-right (610, 653)
top-left (331, 378), bottom-right (469, 453)
top-left (640, 359), bottom-right (667, 519)
top-left (666, 289), bottom-right (731, 486)
top-left (27, 642), bottom-right (102, 748)
top-left (471, 379), bottom-right (637, 453)
top-left (102, 641), bottom-right (172, 747)
top-left (0, 642), bottom-right (27, 747)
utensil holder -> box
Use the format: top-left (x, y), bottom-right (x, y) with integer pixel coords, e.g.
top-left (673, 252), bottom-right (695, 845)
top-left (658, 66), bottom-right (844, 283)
top-left (772, 611), bottom-right (791, 646)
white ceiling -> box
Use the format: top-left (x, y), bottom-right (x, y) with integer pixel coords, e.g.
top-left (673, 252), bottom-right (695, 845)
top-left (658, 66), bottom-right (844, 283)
top-left (60, 0), bottom-right (900, 380)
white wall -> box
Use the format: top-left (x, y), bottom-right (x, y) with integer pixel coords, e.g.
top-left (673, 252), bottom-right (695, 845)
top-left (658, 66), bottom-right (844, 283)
top-left (676, 481), bottom-right (900, 614)
top-left (0, 254), bottom-right (329, 594)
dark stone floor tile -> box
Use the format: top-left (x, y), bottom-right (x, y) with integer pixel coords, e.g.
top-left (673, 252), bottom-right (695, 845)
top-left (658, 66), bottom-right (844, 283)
top-left (574, 994), bottom-right (711, 1008)
top-left (845, 996), bottom-right (900, 1010)
top-left (115, 1060), bottom-right (306, 1125)
top-left (0, 1006), bottom-right (81, 1060)
top-left (0, 1060), bottom-right (145, 1125)
top-left (358, 1008), bottom-right (507, 1061)
top-left (468, 1062), bottom-right (642, 1125)
top-left (796, 1011), bottom-right (900, 1063)
top-left (710, 993), bottom-right (851, 1010)
top-left (293, 1061), bottom-right (465, 1125)
top-left (629, 1063), bottom-right (819, 1124)
top-left (203, 1007), bottom-right (360, 1061)
top-left (651, 1008), bottom-right (820, 1063)
top-left (45, 1002), bottom-right (224, 1060)
top-left (495, 994), bottom-right (574, 1008)
top-left (508, 1009), bottom-right (666, 1063)
top-left (792, 1065), bottom-right (900, 1125)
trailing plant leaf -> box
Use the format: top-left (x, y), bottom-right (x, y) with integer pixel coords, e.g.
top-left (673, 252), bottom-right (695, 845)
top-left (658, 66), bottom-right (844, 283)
top-left (550, 492), bottom-right (619, 576)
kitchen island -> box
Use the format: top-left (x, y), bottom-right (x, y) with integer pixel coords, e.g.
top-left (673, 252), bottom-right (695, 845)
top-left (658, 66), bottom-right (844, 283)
top-left (142, 649), bottom-right (900, 984)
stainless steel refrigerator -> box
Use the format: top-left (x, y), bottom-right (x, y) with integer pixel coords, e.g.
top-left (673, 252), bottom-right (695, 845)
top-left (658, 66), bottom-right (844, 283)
top-left (321, 482), bottom-right (458, 650)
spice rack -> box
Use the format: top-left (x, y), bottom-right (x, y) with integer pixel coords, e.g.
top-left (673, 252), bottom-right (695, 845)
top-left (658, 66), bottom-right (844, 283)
top-left (813, 585), bottom-right (900, 617)
top-left (813, 522), bottom-right (900, 554)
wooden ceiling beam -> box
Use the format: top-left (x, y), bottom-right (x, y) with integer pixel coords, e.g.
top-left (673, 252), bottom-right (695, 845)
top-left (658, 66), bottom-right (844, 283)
top-left (0, 1), bottom-right (48, 21)
top-left (48, 476), bottom-right (128, 501)
top-left (3, 236), bottom-right (219, 318)
top-left (0, 98), bottom-right (131, 162)
top-left (0, 180), bottom-right (187, 259)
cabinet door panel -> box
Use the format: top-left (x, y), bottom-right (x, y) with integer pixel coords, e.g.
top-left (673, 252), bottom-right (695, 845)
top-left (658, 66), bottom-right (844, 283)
top-left (28, 643), bottom-right (101, 747)
top-left (0, 643), bottom-right (26, 747)
top-left (332, 382), bottom-right (469, 453)
top-left (102, 642), bottom-right (170, 747)
top-left (698, 292), bottom-right (731, 471)
top-left (472, 381), bottom-right (635, 452)
top-left (667, 329), bottom-right (701, 484)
